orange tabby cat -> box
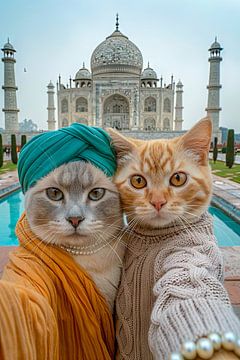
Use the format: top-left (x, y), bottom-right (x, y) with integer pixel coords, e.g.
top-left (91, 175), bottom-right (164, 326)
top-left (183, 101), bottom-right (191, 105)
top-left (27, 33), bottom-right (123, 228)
top-left (107, 118), bottom-right (235, 360)
top-left (109, 117), bottom-right (212, 228)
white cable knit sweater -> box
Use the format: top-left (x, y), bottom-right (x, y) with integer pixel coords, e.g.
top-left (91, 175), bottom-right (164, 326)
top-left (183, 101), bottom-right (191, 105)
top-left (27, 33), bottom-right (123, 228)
top-left (116, 212), bottom-right (240, 359)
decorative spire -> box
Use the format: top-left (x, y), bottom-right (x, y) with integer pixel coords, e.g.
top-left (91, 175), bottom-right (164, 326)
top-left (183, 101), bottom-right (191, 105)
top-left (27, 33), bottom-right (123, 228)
top-left (116, 13), bottom-right (119, 31)
top-left (147, 61), bottom-right (150, 68)
top-left (215, 36), bottom-right (217, 42)
top-left (7, 37), bottom-right (10, 43)
top-left (160, 75), bottom-right (163, 88)
top-left (82, 62), bottom-right (85, 68)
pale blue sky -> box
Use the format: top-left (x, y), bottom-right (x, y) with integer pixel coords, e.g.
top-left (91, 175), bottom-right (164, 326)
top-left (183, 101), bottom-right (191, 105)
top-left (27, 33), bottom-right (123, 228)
top-left (0, 0), bottom-right (240, 131)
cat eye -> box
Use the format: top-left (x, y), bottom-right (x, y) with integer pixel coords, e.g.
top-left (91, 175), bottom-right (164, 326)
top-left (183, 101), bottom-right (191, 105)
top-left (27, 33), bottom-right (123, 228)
top-left (88, 188), bottom-right (105, 201)
top-left (46, 187), bottom-right (64, 201)
top-left (170, 172), bottom-right (187, 187)
top-left (130, 175), bottom-right (147, 189)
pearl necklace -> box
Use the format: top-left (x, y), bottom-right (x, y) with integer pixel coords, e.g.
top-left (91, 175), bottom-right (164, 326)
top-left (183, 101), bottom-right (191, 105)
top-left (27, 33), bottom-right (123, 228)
top-left (59, 240), bottom-right (109, 255)
top-left (169, 331), bottom-right (240, 359)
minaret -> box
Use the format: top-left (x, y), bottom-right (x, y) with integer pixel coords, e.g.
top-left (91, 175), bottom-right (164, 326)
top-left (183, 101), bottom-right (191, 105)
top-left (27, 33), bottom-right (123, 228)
top-left (1, 39), bottom-right (19, 131)
top-left (47, 81), bottom-right (56, 130)
top-left (174, 80), bottom-right (184, 131)
top-left (206, 37), bottom-right (223, 140)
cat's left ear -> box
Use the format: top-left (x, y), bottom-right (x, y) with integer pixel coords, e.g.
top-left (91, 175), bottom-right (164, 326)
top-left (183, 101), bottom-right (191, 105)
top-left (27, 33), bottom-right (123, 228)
top-left (107, 128), bottom-right (137, 160)
top-left (179, 117), bottom-right (212, 165)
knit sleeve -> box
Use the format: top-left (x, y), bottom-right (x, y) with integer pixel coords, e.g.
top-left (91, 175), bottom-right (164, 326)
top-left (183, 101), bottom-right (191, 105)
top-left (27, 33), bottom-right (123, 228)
top-left (148, 217), bottom-right (240, 359)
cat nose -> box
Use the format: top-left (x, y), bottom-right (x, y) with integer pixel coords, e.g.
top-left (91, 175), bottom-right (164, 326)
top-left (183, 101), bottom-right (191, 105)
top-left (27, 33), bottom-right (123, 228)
top-left (150, 199), bottom-right (167, 211)
top-left (66, 216), bottom-right (85, 228)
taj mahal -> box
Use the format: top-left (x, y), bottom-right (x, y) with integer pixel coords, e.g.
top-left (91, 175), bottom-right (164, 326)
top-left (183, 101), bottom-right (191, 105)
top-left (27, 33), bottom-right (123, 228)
top-left (1, 16), bottom-right (223, 143)
top-left (55, 15), bottom-right (183, 133)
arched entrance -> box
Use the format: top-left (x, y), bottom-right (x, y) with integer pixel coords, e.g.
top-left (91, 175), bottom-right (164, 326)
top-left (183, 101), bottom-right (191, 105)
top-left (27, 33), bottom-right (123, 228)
top-left (144, 118), bottom-right (156, 131)
top-left (103, 94), bottom-right (130, 130)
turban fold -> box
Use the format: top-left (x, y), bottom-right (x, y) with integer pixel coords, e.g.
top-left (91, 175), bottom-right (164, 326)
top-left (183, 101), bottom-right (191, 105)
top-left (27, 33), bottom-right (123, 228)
top-left (18, 123), bottom-right (116, 193)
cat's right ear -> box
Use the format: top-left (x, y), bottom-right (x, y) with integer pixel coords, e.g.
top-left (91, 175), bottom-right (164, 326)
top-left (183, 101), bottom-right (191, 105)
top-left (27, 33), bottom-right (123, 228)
top-left (107, 128), bottom-right (136, 160)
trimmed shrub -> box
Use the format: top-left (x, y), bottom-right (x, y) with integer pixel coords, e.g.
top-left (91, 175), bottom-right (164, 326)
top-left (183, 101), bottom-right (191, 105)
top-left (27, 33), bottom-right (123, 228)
top-left (21, 134), bottom-right (27, 148)
top-left (222, 147), bottom-right (226, 154)
top-left (11, 134), bottom-right (18, 164)
top-left (213, 137), bottom-right (218, 163)
top-left (226, 129), bottom-right (235, 169)
top-left (0, 134), bottom-right (3, 168)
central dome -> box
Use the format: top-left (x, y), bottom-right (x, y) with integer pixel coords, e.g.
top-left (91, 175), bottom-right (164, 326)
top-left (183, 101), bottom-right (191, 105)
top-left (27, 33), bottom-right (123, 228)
top-left (91, 29), bottom-right (143, 76)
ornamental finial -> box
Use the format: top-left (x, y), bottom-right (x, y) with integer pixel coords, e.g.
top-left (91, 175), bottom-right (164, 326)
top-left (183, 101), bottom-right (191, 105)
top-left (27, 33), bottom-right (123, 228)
top-left (116, 13), bottom-right (119, 31)
top-left (215, 36), bottom-right (217, 42)
top-left (147, 61), bottom-right (150, 68)
top-left (82, 62), bottom-right (85, 68)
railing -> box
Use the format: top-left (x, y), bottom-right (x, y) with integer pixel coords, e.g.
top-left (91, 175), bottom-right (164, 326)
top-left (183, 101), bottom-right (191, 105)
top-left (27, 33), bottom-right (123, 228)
top-left (212, 195), bottom-right (240, 225)
top-left (0, 182), bottom-right (20, 199)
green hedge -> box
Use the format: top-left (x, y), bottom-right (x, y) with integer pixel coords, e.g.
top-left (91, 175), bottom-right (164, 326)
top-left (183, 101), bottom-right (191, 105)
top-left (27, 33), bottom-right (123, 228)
top-left (213, 137), bottom-right (218, 163)
top-left (0, 134), bottom-right (3, 168)
top-left (226, 129), bottom-right (235, 168)
top-left (21, 134), bottom-right (27, 148)
top-left (11, 134), bottom-right (18, 164)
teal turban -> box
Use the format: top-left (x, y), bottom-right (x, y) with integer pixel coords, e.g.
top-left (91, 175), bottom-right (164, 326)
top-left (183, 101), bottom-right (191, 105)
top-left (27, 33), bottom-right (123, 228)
top-left (18, 123), bottom-right (117, 193)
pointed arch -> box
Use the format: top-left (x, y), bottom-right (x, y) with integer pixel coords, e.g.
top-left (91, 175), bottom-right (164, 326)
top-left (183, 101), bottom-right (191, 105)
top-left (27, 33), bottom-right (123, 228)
top-left (61, 99), bottom-right (68, 113)
top-left (163, 118), bottom-right (170, 131)
top-left (103, 94), bottom-right (129, 130)
top-left (144, 118), bottom-right (156, 131)
top-left (144, 97), bottom-right (156, 112)
top-left (163, 98), bottom-right (171, 113)
top-left (76, 97), bottom-right (88, 112)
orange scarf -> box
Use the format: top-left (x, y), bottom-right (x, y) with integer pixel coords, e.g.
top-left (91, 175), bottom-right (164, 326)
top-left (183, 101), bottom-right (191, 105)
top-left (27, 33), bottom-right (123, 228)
top-left (0, 213), bottom-right (114, 360)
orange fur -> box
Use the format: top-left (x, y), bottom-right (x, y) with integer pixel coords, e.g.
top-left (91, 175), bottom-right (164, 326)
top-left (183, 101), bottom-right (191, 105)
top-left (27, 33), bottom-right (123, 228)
top-left (109, 117), bottom-right (213, 228)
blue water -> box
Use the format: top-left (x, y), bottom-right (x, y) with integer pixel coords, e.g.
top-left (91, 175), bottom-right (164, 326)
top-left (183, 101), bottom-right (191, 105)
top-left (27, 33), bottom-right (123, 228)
top-left (209, 207), bottom-right (240, 246)
top-left (0, 190), bottom-right (240, 246)
top-left (0, 190), bottom-right (24, 246)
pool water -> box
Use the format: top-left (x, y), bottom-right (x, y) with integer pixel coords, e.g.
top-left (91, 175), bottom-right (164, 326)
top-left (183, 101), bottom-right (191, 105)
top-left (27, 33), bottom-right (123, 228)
top-left (0, 190), bottom-right (240, 246)
top-left (209, 207), bottom-right (240, 246)
top-left (0, 190), bottom-right (24, 246)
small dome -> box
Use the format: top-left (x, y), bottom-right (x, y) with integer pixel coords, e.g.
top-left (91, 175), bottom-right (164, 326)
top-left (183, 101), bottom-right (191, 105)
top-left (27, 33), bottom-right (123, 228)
top-left (2, 40), bottom-right (15, 52)
top-left (141, 64), bottom-right (158, 80)
top-left (75, 63), bottom-right (91, 80)
top-left (209, 37), bottom-right (222, 51)
top-left (176, 80), bottom-right (183, 86)
top-left (48, 81), bottom-right (54, 87)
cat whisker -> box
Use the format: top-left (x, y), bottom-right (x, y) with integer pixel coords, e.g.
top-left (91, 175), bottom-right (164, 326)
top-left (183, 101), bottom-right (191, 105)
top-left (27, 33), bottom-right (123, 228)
top-left (175, 214), bottom-right (209, 242)
top-left (182, 210), bottom-right (200, 218)
top-left (22, 231), bottom-right (57, 259)
top-left (91, 232), bottom-right (123, 264)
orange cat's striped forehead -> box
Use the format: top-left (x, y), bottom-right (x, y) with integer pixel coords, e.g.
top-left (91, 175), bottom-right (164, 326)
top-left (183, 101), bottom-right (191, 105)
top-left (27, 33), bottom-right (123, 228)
top-left (137, 139), bottom-right (179, 176)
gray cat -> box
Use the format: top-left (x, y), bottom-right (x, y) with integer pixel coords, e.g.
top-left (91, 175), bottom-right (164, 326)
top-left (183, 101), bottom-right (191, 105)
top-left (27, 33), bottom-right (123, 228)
top-left (25, 161), bottom-right (125, 311)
